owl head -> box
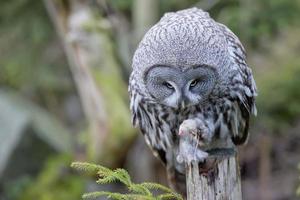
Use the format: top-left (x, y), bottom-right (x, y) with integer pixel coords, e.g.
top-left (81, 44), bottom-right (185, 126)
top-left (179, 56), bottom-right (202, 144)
top-left (132, 8), bottom-right (242, 109)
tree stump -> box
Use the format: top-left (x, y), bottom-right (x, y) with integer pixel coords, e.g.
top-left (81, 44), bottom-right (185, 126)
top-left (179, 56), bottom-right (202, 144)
top-left (186, 150), bottom-right (242, 200)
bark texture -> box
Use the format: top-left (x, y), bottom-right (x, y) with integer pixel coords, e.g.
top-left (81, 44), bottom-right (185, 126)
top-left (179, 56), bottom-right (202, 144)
top-left (186, 155), bottom-right (242, 200)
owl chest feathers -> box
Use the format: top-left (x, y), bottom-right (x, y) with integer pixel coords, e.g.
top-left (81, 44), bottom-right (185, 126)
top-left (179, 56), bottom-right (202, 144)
top-left (132, 93), bottom-right (235, 151)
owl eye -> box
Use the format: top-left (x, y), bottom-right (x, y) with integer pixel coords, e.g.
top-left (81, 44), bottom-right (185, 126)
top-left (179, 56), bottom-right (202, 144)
top-left (190, 79), bottom-right (199, 88)
top-left (163, 82), bottom-right (174, 89)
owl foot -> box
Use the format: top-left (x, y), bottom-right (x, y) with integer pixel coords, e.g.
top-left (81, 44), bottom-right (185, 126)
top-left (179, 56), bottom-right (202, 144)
top-left (176, 142), bottom-right (208, 164)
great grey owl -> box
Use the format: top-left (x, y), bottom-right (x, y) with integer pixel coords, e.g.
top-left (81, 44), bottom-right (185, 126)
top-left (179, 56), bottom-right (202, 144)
top-left (128, 8), bottom-right (257, 194)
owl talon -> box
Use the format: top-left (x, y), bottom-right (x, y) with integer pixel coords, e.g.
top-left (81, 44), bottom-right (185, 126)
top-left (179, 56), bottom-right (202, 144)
top-left (177, 148), bottom-right (208, 164)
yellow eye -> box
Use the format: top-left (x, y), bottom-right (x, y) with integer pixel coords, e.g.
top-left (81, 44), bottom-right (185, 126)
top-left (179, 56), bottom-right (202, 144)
top-left (190, 79), bottom-right (198, 87)
top-left (163, 82), bottom-right (174, 89)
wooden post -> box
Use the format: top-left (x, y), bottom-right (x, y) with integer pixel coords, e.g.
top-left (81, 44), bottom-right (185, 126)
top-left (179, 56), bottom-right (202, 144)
top-left (186, 150), bottom-right (242, 200)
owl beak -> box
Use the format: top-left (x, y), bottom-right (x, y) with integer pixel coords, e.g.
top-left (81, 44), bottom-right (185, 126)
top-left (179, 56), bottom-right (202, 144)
top-left (180, 101), bottom-right (186, 109)
top-left (178, 96), bottom-right (189, 109)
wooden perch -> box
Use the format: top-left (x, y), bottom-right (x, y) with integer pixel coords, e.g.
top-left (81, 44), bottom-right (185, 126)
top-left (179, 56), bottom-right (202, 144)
top-left (185, 149), bottom-right (242, 200)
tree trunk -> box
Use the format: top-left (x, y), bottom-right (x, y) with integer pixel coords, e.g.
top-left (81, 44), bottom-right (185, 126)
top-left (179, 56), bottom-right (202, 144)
top-left (132, 0), bottom-right (159, 43)
top-left (186, 154), bottom-right (242, 200)
top-left (44, 0), bottom-right (136, 166)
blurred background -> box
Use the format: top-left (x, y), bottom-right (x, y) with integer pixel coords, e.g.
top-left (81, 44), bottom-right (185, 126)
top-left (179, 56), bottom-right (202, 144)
top-left (0, 0), bottom-right (300, 199)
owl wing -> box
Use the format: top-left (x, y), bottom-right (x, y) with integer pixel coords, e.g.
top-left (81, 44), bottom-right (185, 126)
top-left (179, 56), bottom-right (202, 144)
top-left (129, 72), bottom-right (168, 164)
top-left (218, 23), bottom-right (257, 145)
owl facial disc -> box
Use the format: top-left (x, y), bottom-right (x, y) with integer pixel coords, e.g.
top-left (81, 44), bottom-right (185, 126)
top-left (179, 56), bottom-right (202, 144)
top-left (144, 65), bottom-right (217, 109)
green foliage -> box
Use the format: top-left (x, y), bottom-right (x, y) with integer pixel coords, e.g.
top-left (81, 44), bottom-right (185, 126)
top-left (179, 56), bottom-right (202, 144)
top-left (161, 0), bottom-right (300, 48)
top-left (111, 0), bottom-right (133, 13)
top-left (254, 28), bottom-right (300, 132)
top-left (71, 162), bottom-right (183, 200)
top-left (161, 0), bottom-right (199, 12)
top-left (257, 63), bottom-right (300, 131)
top-left (2, 176), bottom-right (33, 200)
top-left (212, 0), bottom-right (300, 47)
top-left (0, 0), bottom-right (73, 109)
top-left (19, 155), bottom-right (84, 200)
top-left (110, 0), bottom-right (300, 48)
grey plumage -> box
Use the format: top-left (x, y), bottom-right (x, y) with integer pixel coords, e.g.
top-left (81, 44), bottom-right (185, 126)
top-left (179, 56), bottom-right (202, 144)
top-left (129, 8), bottom-right (257, 194)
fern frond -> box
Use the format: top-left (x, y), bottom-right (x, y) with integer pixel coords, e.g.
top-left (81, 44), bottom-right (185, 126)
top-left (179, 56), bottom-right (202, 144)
top-left (71, 162), bottom-right (183, 200)
top-left (83, 191), bottom-right (128, 200)
top-left (113, 168), bottom-right (132, 186)
top-left (141, 182), bottom-right (183, 200)
top-left (83, 192), bottom-right (157, 200)
top-left (96, 175), bottom-right (118, 184)
top-left (128, 184), bottom-right (151, 196)
top-left (141, 182), bottom-right (173, 193)
top-left (96, 168), bottom-right (132, 186)
top-left (158, 193), bottom-right (182, 200)
top-left (124, 194), bottom-right (157, 200)
top-left (97, 167), bottom-right (113, 177)
top-left (71, 162), bottom-right (101, 173)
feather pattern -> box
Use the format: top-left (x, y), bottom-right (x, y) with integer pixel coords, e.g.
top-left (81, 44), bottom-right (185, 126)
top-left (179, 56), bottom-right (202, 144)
top-left (128, 7), bottom-right (257, 195)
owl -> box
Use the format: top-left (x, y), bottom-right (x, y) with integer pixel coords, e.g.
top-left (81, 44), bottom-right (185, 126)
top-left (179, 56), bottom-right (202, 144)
top-left (128, 8), bottom-right (257, 194)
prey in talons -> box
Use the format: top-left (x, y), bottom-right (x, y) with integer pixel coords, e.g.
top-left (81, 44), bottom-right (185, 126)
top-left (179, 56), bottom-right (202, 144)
top-left (177, 119), bottom-right (212, 164)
